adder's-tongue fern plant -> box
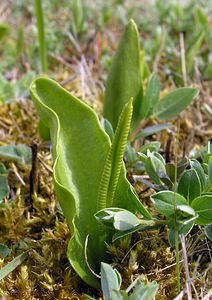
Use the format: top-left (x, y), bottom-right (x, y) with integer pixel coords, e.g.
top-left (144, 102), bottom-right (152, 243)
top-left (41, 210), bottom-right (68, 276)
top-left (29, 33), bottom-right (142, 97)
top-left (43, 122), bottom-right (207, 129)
top-left (30, 78), bottom-right (150, 288)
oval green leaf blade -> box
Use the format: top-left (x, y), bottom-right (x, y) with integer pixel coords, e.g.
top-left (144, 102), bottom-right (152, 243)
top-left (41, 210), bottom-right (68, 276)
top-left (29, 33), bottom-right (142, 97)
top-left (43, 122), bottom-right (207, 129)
top-left (0, 244), bottom-right (10, 259)
top-left (129, 281), bottom-right (159, 300)
top-left (0, 144), bottom-right (32, 164)
top-left (113, 210), bottom-right (140, 231)
top-left (191, 195), bottom-right (212, 225)
top-left (135, 123), bottom-right (172, 140)
top-left (153, 88), bottom-right (199, 120)
top-left (204, 225), bottom-right (212, 241)
top-left (103, 19), bottom-right (142, 129)
top-left (101, 263), bottom-right (121, 300)
top-left (190, 159), bottom-right (206, 192)
top-left (151, 191), bottom-right (187, 216)
top-left (177, 169), bottom-right (202, 204)
top-left (176, 205), bottom-right (196, 218)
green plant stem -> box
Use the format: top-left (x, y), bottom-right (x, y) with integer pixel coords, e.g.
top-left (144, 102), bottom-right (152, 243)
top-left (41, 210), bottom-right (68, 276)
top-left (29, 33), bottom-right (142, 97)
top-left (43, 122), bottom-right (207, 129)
top-left (34, 0), bottom-right (47, 73)
top-left (174, 120), bottom-right (181, 293)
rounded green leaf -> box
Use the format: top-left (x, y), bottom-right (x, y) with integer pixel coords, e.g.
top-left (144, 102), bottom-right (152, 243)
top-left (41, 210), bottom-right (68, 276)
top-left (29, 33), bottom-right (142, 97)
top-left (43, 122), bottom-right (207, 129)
top-left (177, 169), bottom-right (202, 203)
top-left (153, 88), bottom-right (199, 120)
top-left (204, 225), bottom-right (212, 241)
top-left (151, 191), bottom-right (187, 216)
top-left (191, 195), bottom-right (212, 225)
top-left (0, 244), bottom-right (10, 259)
top-left (103, 20), bottom-right (142, 129)
top-left (190, 159), bottom-right (206, 191)
top-left (114, 210), bottom-right (140, 231)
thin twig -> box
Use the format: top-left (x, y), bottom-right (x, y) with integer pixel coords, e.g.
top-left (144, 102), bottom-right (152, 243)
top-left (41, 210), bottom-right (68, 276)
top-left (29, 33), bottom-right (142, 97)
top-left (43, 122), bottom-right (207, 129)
top-left (38, 155), bottom-right (53, 173)
top-left (29, 143), bottom-right (38, 210)
top-left (11, 162), bottom-right (26, 186)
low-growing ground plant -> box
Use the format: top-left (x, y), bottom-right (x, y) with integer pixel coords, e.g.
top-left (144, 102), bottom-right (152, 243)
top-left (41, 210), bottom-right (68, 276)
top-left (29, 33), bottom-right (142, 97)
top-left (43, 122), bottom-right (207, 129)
top-left (85, 263), bottom-right (158, 300)
top-left (103, 20), bottom-right (198, 132)
top-left (0, 3), bottom-right (211, 298)
top-left (96, 143), bottom-right (212, 291)
top-left (30, 77), bottom-right (151, 288)
top-left (29, 19), bottom-right (206, 295)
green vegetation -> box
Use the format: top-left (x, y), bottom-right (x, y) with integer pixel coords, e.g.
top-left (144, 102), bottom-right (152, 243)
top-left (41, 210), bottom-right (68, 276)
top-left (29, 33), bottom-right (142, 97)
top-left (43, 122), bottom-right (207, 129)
top-left (0, 1), bottom-right (211, 299)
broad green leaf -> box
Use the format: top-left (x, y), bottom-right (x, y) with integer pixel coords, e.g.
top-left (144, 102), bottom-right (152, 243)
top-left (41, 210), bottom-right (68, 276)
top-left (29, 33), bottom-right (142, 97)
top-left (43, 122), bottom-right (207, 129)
top-left (0, 244), bottom-right (10, 259)
top-left (0, 251), bottom-right (29, 281)
top-left (0, 74), bottom-right (14, 103)
top-left (135, 123), bottom-right (172, 140)
top-left (168, 218), bottom-right (195, 246)
top-left (177, 158), bottom-right (189, 178)
top-left (204, 225), bottom-right (212, 241)
top-left (30, 78), bottom-right (149, 288)
top-left (151, 191), bottom-right (187, 216)
top-left (190, 159), bottom-right (206, 192)
top-left (0, 144), bottom-right (32, 164)
top-left (112, 222), bottom-right (161, 242)
top-left (14, 71), bottom-right (36, 98)
top-left (0, 163), bottom-right (9, 203)
top-left (128, 281), bottom-right (159, 300)
top-left (103, 20), bottom-right (142, 129)
top-left (113, 210), bottom-right (140, 231)
top-left (101, 263), bottom-right (121, 300)
top-left (152, 88), bottom-right (198, 120)
top-left (140, 73), bottom-right (161, 120)
top-left (177, 169), bottom-right (202, 203)
top-left (176, 205), bottom-right (196, 218)
top-left (191, 195), bottom-right (212, 225)
top-left (95, 208), bottom-right (125, 229)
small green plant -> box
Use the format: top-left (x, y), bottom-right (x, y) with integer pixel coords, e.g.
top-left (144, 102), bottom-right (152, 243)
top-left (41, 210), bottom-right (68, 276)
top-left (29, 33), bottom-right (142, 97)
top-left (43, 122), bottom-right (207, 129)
top-left (85, 263), bottom-right (158, 300)
top-left (29, 19), bottom-right (202, 289)
top-left (30, 78), bottom-right (151, 288)
top-left (0, 72), bottom-right (35, 103)
top-left (96, 145), bottom-right (212, 242)
top-left (103, 20), bottom-right (198, 131)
